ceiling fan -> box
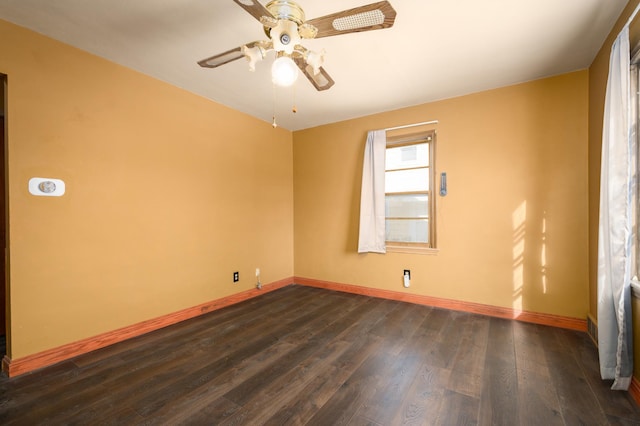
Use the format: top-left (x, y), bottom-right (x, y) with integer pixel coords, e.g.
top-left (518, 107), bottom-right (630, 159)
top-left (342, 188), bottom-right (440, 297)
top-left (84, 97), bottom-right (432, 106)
top-left (198, 0), bottom-right (397, 91)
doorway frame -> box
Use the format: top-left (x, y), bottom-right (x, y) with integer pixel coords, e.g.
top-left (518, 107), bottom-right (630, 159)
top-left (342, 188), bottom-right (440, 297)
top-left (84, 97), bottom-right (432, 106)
top-left (1, 73), bottom-right (10, 364)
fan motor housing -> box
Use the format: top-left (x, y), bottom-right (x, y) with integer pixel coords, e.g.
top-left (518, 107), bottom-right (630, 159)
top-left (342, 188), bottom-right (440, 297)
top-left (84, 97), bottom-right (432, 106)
top-left (263, 0), bottom-right (305, 37)
top-left (266, 0), bottom-right (306, 23)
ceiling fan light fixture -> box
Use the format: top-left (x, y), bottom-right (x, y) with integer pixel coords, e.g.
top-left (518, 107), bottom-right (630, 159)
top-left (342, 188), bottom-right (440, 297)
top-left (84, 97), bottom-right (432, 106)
top-left (271, 19), bottom-right (301, 54)
top-left (242, 44), bottom-right (266, 71)
top-left (304, 49), bottom-right (325, 76)
top-left (199, 1), bottom-right (397, 92)
top-left (272, 55), bottom-right (299, 86)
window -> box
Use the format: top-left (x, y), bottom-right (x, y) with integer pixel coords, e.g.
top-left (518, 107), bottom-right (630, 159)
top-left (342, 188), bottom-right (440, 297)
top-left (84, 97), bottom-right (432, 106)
top-left (385, 131), bottom-right (436, 251)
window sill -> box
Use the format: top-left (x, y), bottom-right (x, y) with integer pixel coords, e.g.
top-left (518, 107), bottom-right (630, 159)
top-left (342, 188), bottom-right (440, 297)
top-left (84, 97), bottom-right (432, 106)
top-left (386, 245), bottom-right (439, 255)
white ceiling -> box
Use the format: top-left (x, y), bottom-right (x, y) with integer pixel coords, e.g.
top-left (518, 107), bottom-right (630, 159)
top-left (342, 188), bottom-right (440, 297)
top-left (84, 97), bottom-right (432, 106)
top-left (0, 0), bottom-right (629, 131)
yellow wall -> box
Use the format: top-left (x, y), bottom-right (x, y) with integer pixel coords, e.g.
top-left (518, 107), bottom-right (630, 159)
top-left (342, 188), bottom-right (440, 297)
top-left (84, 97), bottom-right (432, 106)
top-left (0, 19), bottom-right (294, 359)
top-left (588, 1), bottom-right (640, 319)
top-left (293, 71), bottom-right (589, 319)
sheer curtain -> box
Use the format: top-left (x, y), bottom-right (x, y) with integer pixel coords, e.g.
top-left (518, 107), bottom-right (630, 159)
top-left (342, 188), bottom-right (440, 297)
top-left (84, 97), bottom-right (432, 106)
top-left (358, 130), bottom-right (386, 253)
top-left (597, 18), bottom-right (638, 390)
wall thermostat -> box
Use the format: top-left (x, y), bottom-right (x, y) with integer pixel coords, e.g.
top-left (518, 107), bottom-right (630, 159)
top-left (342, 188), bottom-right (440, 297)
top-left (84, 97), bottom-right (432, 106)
top-left (439, 172), bottom-right (447, 196)
top-left (29, 177), bottom-right (65, 197)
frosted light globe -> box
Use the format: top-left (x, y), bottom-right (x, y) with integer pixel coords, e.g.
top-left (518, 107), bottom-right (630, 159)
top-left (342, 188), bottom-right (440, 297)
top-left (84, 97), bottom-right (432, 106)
top-left (271, 56), bottom-right (299, 87)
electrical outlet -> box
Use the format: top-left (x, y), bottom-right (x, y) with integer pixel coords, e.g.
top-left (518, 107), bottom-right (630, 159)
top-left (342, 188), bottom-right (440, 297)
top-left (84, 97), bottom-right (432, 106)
top-left (403, 269), bottom-right (411, 288)
top-left (233, 271), bottom-right (239, 282)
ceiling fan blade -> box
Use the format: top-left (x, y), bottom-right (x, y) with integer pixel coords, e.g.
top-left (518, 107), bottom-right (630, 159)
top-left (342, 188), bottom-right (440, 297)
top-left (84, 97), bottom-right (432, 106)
top-left (197, 41), bottom-right (263, 68)
top-left (198, 47), bottom-right (244, 68)
top-left (294, 58), bottom-right (335, 91)
top-left (306, 1), bottom-right (397, 38)
top-left (232, 0), bottom-right (274, 23)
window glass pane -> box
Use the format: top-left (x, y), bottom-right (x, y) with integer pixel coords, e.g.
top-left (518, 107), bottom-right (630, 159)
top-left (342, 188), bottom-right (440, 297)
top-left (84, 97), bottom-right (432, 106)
top-left (386, 143), bottom-right (428, 170)
top-left (385, 194), bottom-right (428, 218)
top-left (386, 219), bottom-right (429, 243)
top-left (385, 168), bottom-right (429, 193)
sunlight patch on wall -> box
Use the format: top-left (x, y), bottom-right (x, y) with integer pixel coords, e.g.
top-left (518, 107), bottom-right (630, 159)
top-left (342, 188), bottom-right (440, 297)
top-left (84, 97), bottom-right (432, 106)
top-left (541, 214), bottom-right (547, 294)
top-left (512, 201), bottom-right (526, 313)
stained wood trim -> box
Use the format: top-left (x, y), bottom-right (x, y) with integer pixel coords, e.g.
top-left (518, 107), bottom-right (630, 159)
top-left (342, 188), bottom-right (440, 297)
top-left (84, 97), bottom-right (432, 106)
top-left (386, 165), bottom-right (429, 173)
top-left (385, 245), bottom-right (439, 255)
top-left (631, 281), bottom-right (640, 299)
top-left (631, 376), bottom-right (640, 406)
top-left (3, 277), bottom-right (294, 377)
top-left (294, 277), bottom-right (587, 332)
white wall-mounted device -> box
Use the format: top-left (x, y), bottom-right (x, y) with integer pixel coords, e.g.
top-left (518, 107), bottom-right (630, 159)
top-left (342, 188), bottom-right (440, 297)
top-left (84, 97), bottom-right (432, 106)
top-left (403, 269), bottom-right (411, 288)
top-left (29, 177), bottom-right (65, 197)
top-left (440, 172), bottom-right (447, 196)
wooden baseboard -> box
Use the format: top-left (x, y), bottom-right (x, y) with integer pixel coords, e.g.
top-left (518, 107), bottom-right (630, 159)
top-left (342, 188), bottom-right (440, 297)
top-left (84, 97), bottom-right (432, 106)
top-left (3, 276), bottom-right (588, 377)
top-left (294, 277), bottom-right (587, 332)
top-left (630, 377), bottom-right (640, 406)
top-left (3, 277), bottom-right (294, 377)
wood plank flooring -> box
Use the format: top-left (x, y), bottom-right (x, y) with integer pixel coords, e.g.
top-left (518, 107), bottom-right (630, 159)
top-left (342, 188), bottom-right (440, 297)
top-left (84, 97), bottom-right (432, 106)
top-left (0, 285), bottom-right (639, 425)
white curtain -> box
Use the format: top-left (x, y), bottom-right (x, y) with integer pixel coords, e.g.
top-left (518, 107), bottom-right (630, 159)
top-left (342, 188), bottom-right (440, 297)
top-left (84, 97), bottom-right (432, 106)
top-left (597, 25), bottom-right (635, 391)
top-left (358, 130), bottom-right (386, 253)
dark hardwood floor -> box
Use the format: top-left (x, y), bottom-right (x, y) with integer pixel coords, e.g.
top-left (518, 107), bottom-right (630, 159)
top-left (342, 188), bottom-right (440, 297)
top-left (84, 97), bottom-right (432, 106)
top-left (0, 285), bottom-right (639, 425)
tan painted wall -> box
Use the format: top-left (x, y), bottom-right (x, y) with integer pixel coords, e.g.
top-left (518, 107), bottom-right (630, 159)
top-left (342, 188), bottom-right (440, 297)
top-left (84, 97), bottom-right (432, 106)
top-left (588, 1), bottom-right (640, 319)
top-left (293, 71), bottom-right (589, 319)
top-left (0, 20), bottom-right (294, 359)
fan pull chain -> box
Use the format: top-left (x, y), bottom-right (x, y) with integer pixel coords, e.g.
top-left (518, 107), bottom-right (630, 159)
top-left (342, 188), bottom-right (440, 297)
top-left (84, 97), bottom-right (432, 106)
top-left (272, 83), bottom-right (278, 128)
top-left (292, 84), bottom-right (297, 114)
